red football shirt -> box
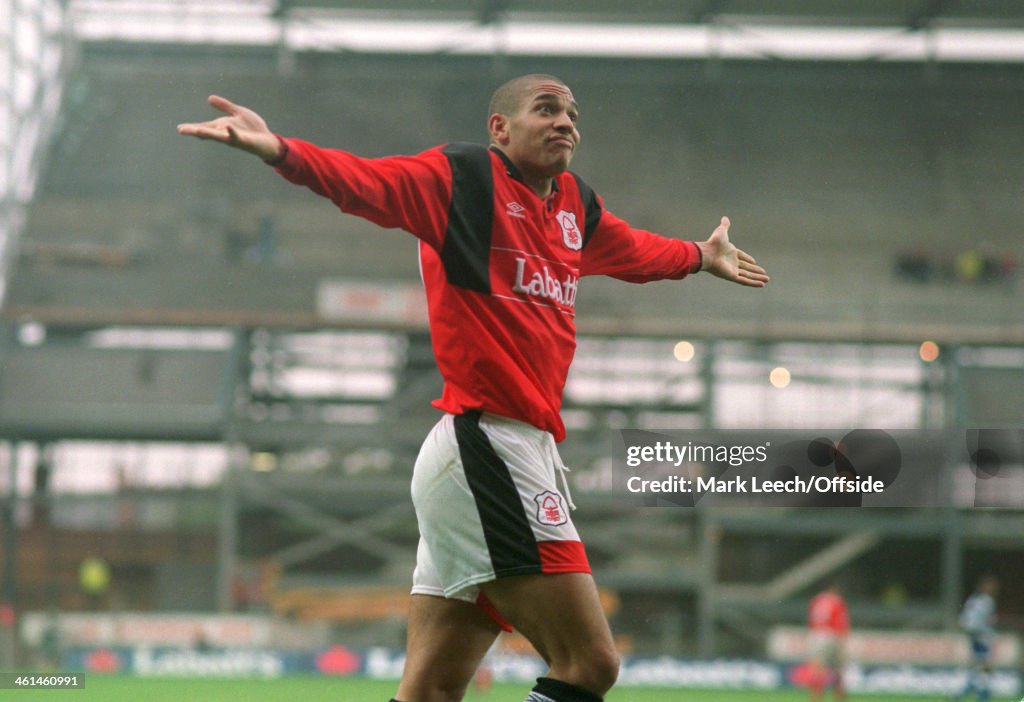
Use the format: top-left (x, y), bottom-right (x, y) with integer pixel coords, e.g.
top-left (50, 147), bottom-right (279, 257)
top-left (809, 591), bottom-right (850, 636)
top-left (274, 139), bottom-right (701, 441)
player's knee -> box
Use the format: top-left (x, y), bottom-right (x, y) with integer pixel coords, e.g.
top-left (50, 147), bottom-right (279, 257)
top-left (440, 671), bottom-right (477, 702)
top-left (579, 642), bottom-right (620, 694)
top-left (398, 669), bottom-right (471, 702)
top-left (412, 680), bottom-right (469, 702)
top-left (597, 644), bottom-right (621, 691)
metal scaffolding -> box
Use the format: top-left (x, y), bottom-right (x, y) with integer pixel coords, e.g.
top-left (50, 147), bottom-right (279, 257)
top-left (0, 0), bottom-right (72, 305)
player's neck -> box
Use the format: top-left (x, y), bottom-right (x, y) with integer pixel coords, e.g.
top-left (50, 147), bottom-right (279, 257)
top-left (490, 145), bottom-right (556, 199)
top-left (524, 174), bottom-right (554, 199)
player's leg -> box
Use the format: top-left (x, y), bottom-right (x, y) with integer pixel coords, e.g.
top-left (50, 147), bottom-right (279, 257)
top-left (959, 668), bottom-right (985, 701)
top-left (393, 593), bottom-right (500, 702)
top-left (954, 666), bottom-right (974, 700)
top-left (399, 412), bottom-right (507, 702)
top-left (473, 634), bottom-right (500, 694)
top-left (830, 665), bottom-right (846, 701)
top-left (830, 643), bottom-right (846, 701)
top-left (975, 661), bottom-right (992, 702)
top-left (806, 636), bottom-right (827, 702)
top-left (955, 640), bottom-right (990, 702)
top-left (480, 572), bottom-right (619, 700)
top-left (808, 677), bottom-right (824, 701)
top-left (808, 662), bottom-right (825, 702)
top-left (411, 411), bottom-right (615, 700)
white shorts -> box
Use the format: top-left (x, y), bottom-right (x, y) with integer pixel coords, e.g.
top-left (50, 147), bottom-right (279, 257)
top-left (410, 411), bottom-right (589, 605)
top-left (809, 632), bottom-right (845, 667)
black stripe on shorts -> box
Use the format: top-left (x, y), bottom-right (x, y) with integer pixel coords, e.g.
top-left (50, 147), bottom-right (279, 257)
top-left (454, 412), bottom-right (542, 576)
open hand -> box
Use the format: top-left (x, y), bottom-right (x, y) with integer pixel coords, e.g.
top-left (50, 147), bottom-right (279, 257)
top-left (697, 217), bottom-right (769, 287)
top-left (177, 95), bottom-right (282, 162)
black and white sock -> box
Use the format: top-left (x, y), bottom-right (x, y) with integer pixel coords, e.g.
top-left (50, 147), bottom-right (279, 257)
top-left (524, 677), bottom-right (602, 702)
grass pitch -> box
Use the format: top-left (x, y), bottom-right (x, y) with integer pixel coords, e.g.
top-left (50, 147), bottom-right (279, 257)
top-left (15, 675), bottom-right (959, 701)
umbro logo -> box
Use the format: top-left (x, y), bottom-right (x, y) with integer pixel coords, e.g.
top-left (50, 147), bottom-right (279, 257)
top-left (506, 201), bottom-right (527, 219)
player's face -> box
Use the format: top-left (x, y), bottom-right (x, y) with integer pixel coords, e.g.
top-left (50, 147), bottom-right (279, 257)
top-left (498, 82), bottom-right (580, 180)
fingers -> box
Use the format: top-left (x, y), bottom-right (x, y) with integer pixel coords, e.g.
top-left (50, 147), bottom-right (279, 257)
top-left (176, 96), bottom-right (241, 139)
top-left (177, 96), bottom-right (238, 141)
top-left (208, 94), bottom-right (239, 115)
top-left (736, 255), bottom-right (770, 286)
top-left (176, 120), bottom-right (229, 142)
top-left (738, 251), bottom-right (768, 274)
top-left (713, 219), bottom-right (769, 287)
top-left (176, 123), bottom-right (216, 139)
top-left (734, 272), bottom-right (768, 287)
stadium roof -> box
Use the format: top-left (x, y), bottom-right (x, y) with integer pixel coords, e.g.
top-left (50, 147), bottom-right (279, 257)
top-left (70, 0), bottom-right (1024, 62)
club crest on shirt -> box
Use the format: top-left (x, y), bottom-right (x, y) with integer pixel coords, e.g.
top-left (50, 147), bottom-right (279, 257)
top-left (534, 490), bottom-right (567, 526)
top-left (556, 210), bottom-right (582, 251)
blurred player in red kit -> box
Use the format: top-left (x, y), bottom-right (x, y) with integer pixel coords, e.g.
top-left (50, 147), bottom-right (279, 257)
top-left (807, 582), bottom-right (850, 701)
top-left (179, 74), bottom-right (769, 702)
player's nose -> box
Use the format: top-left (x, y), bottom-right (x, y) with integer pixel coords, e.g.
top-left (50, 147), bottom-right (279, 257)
top-left (552, 110), bottom-right (575, 132)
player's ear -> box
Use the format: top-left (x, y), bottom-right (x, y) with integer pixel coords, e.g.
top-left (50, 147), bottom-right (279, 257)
top-left (488, 113), bottom-right (510, 144)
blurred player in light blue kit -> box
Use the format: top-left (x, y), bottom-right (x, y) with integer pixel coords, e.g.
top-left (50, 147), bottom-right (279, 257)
top-left (953, 575), bottom-right (999, 702)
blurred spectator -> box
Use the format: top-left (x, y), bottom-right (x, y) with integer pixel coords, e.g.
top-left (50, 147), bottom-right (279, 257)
top-left (231, 559), bottom-right (271, 612)
top-left (225, 201), bottom-right (280, 266)
top-left (997, 254), bottom-right (1017, 282)
top-left (78, 557), bottom-right (111, 610)
top-left (32, 447), bottom-right (53, 526)
top-left (881, 581), bottom-right (908, 607)
top-left (895, 248), bottom-right (1017, 286)
top-left (252, 201), bottom-right (279, 264)
top-left (954, 250), bottom-right (983, 283)
top-left (0, 602), bottom-right (15, 669)
top-left (895, 247), bottom-right (933, 283)
top-left (224, 222), bottom-right (253, 265)
top-left (37, 610), bottom-right (61, 670)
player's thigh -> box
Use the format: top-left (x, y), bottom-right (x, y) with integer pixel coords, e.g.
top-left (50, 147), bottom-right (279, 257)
top-left (479, 572), bottom-right (616, 668)
top-left (398, 593), bottom-right (500, 700)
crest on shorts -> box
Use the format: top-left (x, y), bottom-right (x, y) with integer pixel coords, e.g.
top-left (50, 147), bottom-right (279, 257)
top-left (556, 210), bottom-right (582, 251)
top-left (534, 490), bottom-right (567, 526)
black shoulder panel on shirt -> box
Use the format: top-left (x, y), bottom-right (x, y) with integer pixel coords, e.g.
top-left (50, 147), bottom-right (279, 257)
top-left (571, 172), bottom-right (603, 250)
top-left (441, 143), bottom-right (494, 293)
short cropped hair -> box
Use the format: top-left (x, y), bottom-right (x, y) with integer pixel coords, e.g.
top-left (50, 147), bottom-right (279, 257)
top-left (488, 73), bottom-right (568, 118)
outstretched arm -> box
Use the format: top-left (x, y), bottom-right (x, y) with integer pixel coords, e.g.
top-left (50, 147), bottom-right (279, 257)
top-left (179, 95), bottom-right (452, 248)
top-left (696, 216), bottom-right (769, 287)
top-left (177, 95), bottom-right (282, 162)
